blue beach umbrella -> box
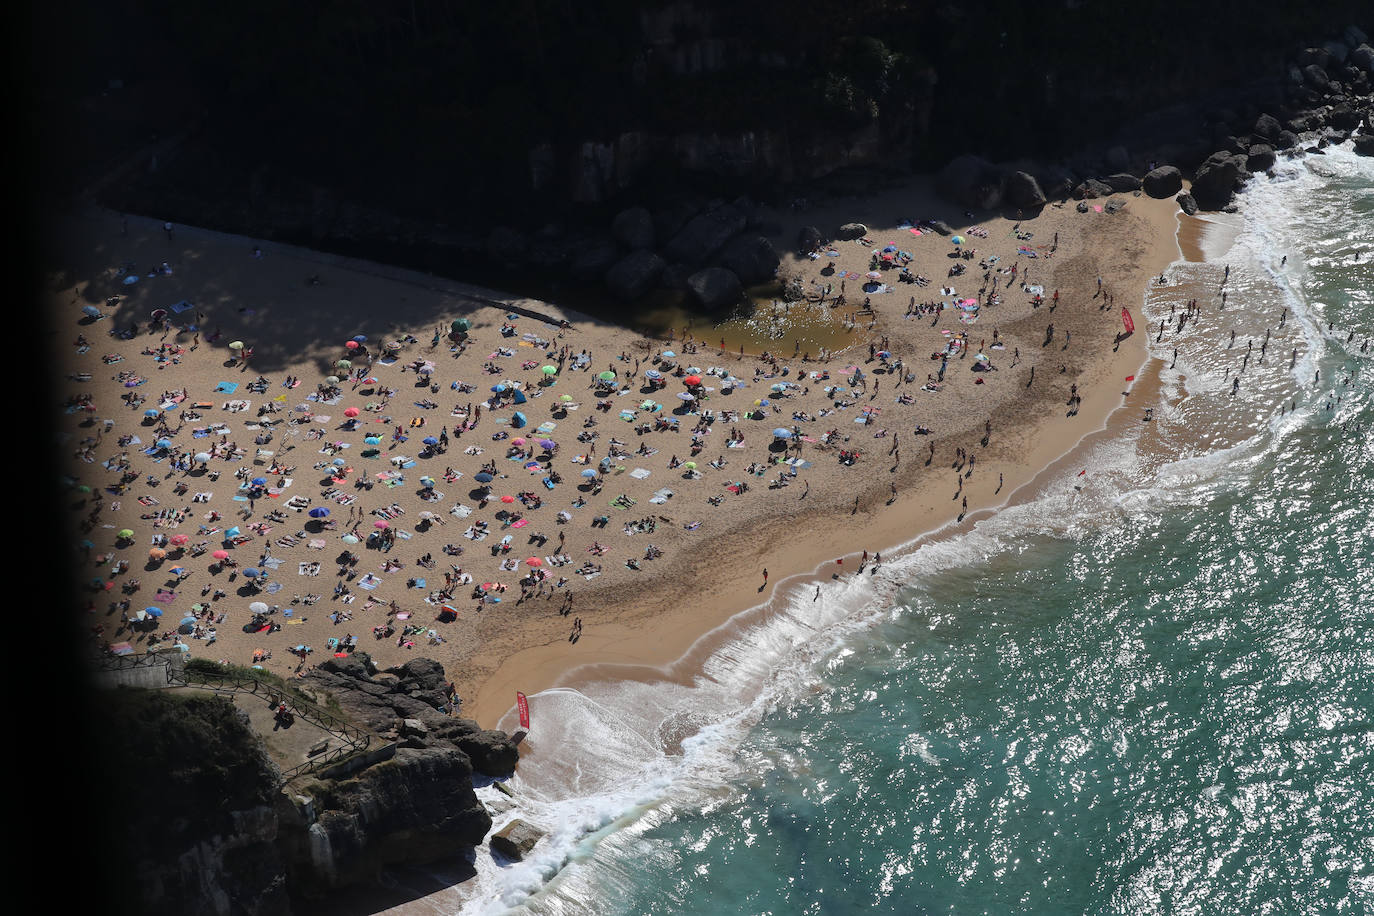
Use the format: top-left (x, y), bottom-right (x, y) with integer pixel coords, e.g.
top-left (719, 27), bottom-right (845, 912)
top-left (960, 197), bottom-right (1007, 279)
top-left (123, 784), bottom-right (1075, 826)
top-left (144, 408), bottom-right (161, 417)
top-left (474, 472), bottom-right (494, 483)
top-left (332, 458), bottom-right (346, 466)
top-left (251, 477), bottom-right (267, 487)
top-left (145, 607), bottom-right (163, 618)
top-left (156, 438), bottom-right (173, 449)
top-left (423, 436), bottom-right (439, 445)
top-left (179, 616), bottom-right (198, 626)
top-left (772, 428), bottom-right (794, 439)
top-left (581, 468), bottom-right (597, 478)
top-left (365, 435), bottom-right (381, 445)
top-left (492, 384), bottom-right (506, 393)
top-left (82, 305), bottom-right (102, 318)
top-left (225, 526), bottom-right (241, 537)
top-left (352, 335), bottom-right (367, 343)
top-left (243, 568), bottom-right (260, 578)
top-left (309, 507), bottom-right (330, 518)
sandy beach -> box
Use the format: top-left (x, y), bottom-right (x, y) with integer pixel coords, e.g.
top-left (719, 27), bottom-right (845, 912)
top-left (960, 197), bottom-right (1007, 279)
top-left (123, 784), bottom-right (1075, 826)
top-left (51, 183), bottom-right (1181, 732)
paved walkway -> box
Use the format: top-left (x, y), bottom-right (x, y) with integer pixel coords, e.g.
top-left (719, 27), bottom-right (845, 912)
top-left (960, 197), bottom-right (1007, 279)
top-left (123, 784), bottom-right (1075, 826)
top-left (169, 685), bottom-right (338, 773)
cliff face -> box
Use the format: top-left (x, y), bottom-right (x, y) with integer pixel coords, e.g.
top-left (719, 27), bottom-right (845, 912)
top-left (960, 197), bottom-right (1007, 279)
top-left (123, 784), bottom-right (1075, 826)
top-left (94, 657), bottom-right (517, 915)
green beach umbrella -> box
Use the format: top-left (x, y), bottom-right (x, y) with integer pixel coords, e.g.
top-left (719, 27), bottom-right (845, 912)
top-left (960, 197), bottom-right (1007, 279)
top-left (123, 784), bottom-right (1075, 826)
top-left (598, 371), bottom-right (616, 381)
top-left (451, 318), bottom-right (470, 332)
top-left (541, 365), bottom-right (558, 375)
top-left (228, 341), bottom-right (244, 350)
top-left (117, 529), bottom-right (133, 539)
top-left (335, 359), bottom-right (351, 369)
top-left (560, 394), bottom-right (573, 402)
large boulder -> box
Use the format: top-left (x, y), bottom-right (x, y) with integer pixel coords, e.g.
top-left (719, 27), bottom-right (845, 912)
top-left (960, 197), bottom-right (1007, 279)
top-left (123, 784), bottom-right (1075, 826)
top-left (925, 219), bottom-right (954, 236)
top-left (1303, 63), bottom-right (1331, 91)
top-left (1354, 134), bottom-right (1374, 156)
top-left (491, 819), bottom-right (544, 861)
top-left (1351, 44), bottom-right (1374, 75)
top-left (447, 726), bottom-right (520, 777)
top-left (1176, 191), bottom-right (1198, 216)
top-left (797, 225), bottom-right (822, 253)
top-left (1246, 144), bottom-right (1276, 172)
top-left (1104, 173), bottom-right (1142, 193)
top-left (1253, 113), bottom-right (1282, 140)
top-left (1190, 151), bottom-right (1249, 210)
top-left (716, 234), bottom-right (780, 286)
top-left (1073, 178), bottom-right (1115, 199)
top-left (611, 207), bottom-right (655, 251)
top-left (686, 267), bottom-right (743, 310)
top-left (604, 250), bottom-right (665, 301)
top-left (389, 658), bottom-right (447, 693)
top-left (1275, 129), bottom-right (1299, 151)
top-left (1328, 102), bottom-right (1362, 130)
top-left (1142, 166), bottom-right (1183, 198)
top-left (1002, 170), bottom-right (1047, 208)
top-left (663, 204), bottom-right (747, 266)
top-left (836, 222), bottom-right (868, 240)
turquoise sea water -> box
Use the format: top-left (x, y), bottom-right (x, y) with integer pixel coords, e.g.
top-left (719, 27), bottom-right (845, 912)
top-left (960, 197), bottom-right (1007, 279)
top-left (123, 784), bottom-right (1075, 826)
top-left (442, 147), bottom-right (1373, 916)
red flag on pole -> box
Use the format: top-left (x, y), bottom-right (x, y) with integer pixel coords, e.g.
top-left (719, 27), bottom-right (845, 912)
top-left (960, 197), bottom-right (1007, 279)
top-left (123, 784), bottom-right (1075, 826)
top-left (516, 692), bottom-right (530, 730)
top-left (1121, 307), bottom-right (1135, 335)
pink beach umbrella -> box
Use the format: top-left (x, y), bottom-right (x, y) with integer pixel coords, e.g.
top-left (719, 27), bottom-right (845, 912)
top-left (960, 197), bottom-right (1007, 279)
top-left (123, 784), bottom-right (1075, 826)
top-left (169, 534), bottom-right (189, 546)
top-left (525, 557), bottom-right (543, 567)
top-left (344, 407), bottom-right (360, 417)
top-left (212, 549), bottom-right (230, 560)
top-left (374, 520), bottom-right (389, 529)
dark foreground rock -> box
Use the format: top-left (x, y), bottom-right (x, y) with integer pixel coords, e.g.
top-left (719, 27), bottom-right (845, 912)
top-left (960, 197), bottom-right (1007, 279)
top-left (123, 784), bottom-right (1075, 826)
top-left (1176, 191), bottom-right (1199, 215)
top-left (1190, 151), bottom-right (1250, 210)
top-left (490, 819), bottom-right (546, 861)
top-left (686, 266), bottom-right (743, 309)
top-left (1142, 166), bottom-right (1183, 198)
top-left (1002, 170), bottom-right (1047, 208)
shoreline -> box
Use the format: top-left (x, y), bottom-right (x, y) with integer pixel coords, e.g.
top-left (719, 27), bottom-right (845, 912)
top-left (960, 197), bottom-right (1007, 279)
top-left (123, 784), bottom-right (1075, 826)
top-left (470, 201), bottom-right (1183, 730)
top-left (50, 182), bottom-right (1182, 745)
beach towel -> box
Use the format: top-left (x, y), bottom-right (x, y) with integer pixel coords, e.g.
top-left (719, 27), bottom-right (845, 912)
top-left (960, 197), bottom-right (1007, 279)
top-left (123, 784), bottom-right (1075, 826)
top-left (298, 562), bottom-right (320, 576)
top-left (357, 575), bottom-right (381, 590)
top-left (215, 382), bottom-right (238, 394)
top-left (629, 468), bottom-right (651, 479)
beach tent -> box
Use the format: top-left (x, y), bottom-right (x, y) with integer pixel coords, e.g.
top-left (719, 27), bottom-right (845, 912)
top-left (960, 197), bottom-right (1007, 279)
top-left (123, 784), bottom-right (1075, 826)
top-left (512, 389), bottom-right (527, 404)
top-left (511, 412), bottom-right (527, 429)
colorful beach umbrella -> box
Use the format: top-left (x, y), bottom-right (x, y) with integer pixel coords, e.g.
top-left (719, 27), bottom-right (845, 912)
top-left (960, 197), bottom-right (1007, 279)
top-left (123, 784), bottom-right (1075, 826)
top-left (541, 365), bottom-right (558, 375)
top-left (242, 568), bottom-right (260, 578)
top-left (526, 557), bottom-right (543, 567)
top-left (212, 550), bottom-right (229, 560)
top-left (308, 507), bottom-right (330, 518)
top-left (117, 529), bottom-right (134, 539)
top-left (374, 520), bottom-right (389, 529)
top-left (581, 468), bottom-right (597, 478)
top-left (684, 374), bottom-right (702, 386)
top-left (344, 407), bottom-right (360, 417)
top-left (500, 495), bottom-right (516, 504)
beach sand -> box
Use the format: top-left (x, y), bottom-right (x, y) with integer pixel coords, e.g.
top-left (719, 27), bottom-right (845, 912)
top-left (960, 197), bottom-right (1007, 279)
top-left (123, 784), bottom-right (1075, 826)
top-left (51, 185), bottom-right (1181, 733)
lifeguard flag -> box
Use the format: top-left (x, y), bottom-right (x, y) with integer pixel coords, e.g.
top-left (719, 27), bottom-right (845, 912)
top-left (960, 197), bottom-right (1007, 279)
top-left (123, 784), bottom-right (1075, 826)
top-left (1121, 307), bottom-right (1135, 335)
top-left (516, 692), bottom-right (530, 729)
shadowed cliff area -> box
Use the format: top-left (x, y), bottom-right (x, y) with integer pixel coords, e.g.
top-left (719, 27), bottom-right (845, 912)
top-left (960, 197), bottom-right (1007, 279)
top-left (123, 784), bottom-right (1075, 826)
top-left (37, 0), bottom-right (1372, 221)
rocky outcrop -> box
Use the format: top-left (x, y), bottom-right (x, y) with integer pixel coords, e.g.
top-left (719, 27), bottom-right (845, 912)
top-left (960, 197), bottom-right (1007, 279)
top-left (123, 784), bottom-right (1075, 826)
top-left (1104, 172), bottom-right (1142, 192)
top-left (605, 250), bottom-right (666, 301)
top-left (716, 234), bottom-right (780, 285)
top-left (686, 266), bottom-right (743, 309)
top-left (1190, 151), bottom-right (1250, 210)
top-left (836, 222), bottom-right (868, 240)
top-left (305, 653), bottom-right (519, 778)
top-left (1142, 165), bottom-right (1183, 198)
top-left (1002, 170), bottom-right (1047, 208)
top-left (1354, 133), bottom-right (1374, 156)
top-left (1246, 143), bottom-right (1276, 172)
top-left (1253, 112), bottom-right (1282, 141)
top-left (797, 225), bottom-right (822, 253)
top-left (490, 818), bottom-right (546, 861)
top-left (1074, 178), bottom-right (1115, 199)
top-left (1352, 44), bottom-right (1374, 75)
top-left (288, 746), bottom-right (491, 898)
top-left (662, 203), bottom-right (747, 265)
top-left (1176, 191), bottom-right (1198, 215)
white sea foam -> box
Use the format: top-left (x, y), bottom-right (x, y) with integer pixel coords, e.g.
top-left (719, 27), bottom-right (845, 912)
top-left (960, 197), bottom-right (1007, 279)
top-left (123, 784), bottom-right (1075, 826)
top-left (440, 147), bottom-right (1374, 915)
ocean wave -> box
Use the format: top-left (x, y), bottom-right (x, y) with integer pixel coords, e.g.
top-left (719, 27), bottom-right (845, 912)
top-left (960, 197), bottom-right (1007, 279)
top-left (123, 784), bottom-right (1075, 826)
top-left (447, 148), bottom-right (1374, 914)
